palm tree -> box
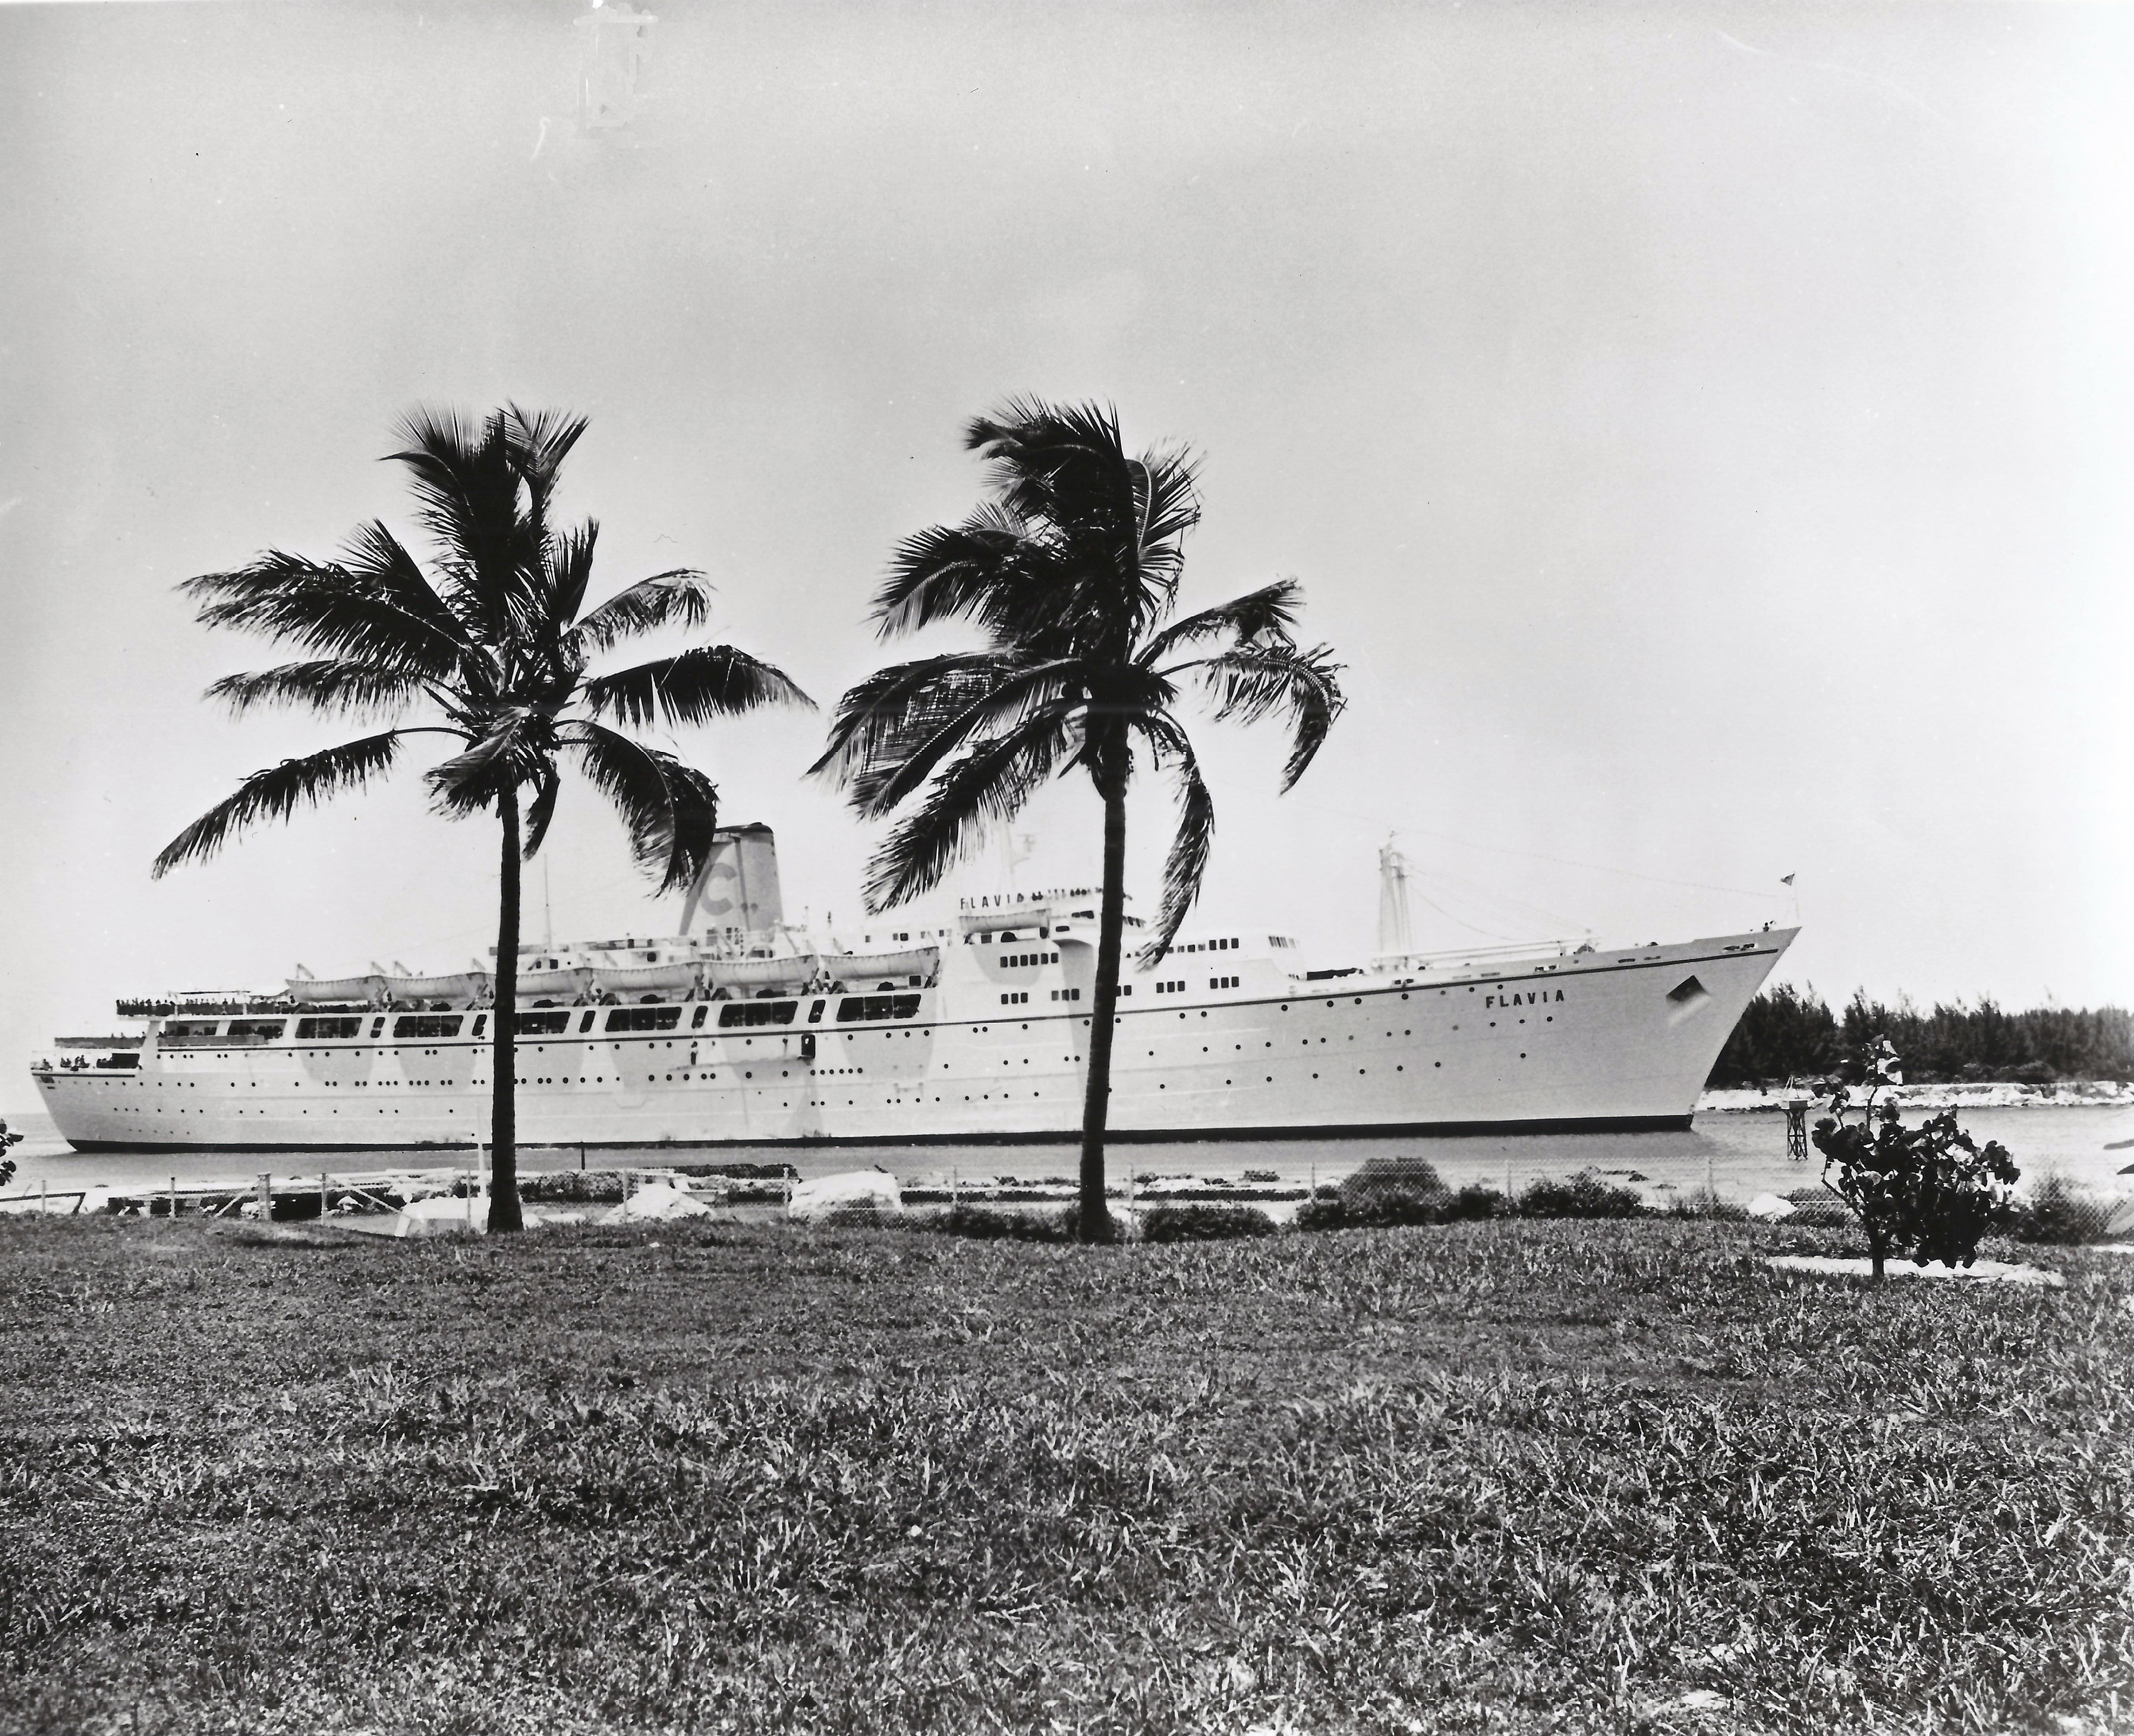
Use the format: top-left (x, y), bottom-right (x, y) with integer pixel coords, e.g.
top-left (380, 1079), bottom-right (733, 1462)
top-left (152, 406), bottom-right (811, 1231)
top-left (813, 398), bottom-right (1344, 1242)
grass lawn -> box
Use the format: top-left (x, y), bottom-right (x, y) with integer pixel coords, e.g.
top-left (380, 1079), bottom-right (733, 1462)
top-left (0, 1214), bottom-right (2129, 1734)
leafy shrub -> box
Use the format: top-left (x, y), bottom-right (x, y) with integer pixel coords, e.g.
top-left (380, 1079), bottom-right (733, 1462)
top-left (1662, 1186), bottom-right (1750, 1222)
top-left (520, 1170), bottom-right (629, 1205)
top-left (1812, 1060), bottom-right (2019, 1280)
top-left (1516, 1169), bottom-right (1646, 1220)
top-left (1140, 1203), bottom-right (1276, 1243)
top-left (1339, 1155), bottom-right (1447, 1210)
top-left (1298, 1181), bottom-right (1512, 1231)
top-left (2004, 1172), bottom-right (2114, 1245)
top-left (919, 1203), bottom-right (1078, 1243)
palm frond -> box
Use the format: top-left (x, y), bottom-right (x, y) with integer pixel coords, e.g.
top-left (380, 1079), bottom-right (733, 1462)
top-left (151, 730), bottom-right (409, 877)
top-left (870, 508), bottom-right (1040, 641)
top-left (965, 398), bottom-right (1129, 527)
top-left (503, 405), bottom-right (590, 505)
top-left (1131, 716), bottom-right (1216, 966)
top-left (568, 723), bottom-right (722, 895)
top-left (183, 550), bottom-right (468, 680)
top-left (567, 570), bottom-right (715, 657)
top-left (388, 406), bottom-right (530, 639)
top-left (1140, 579), bottom-right (1301, 666)
top-left (424, 718), bottom-right (537, 820)
top-left (961, 398), bottom-right (1199, 646)
top-left (847, 665), bottom-right (1080, 820)
top-left (808, 651), bottom-right (1025, 785)
top-left (542, 518), bottom-right (601, 648)
top-left (583, 645), bottom-right (813, 731)
top-left (206, 659), bottom-right (430, 719)
top-left (522, 763), bottom-right (561, 860)
top-left (862, 718), bottom-right (1069, 914)
top-left (1186, 641), bottom-right (1347, 790)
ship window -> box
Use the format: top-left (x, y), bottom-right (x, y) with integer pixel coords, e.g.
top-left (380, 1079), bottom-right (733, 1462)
top-left (715, 1001), bottom-right (794, 1029)
top-left (160, 1020), bottom-right (221, 1045)
top-left (295, 1016), bottom-right (361, 1040)
top-left (837, 993), bottom-right (922, 1023)
top-left (515, 1011), bottom-right (572, 1036)
top-left (370, 1017), bottom-right (385, 1038)
top-left (609, 1005), bottom-right (685, 1032)
top-left (472, 1014), bottom-right (487, 1036)
top-left (690, 1004), bottom-right (709, 1029)
top-left (227, 1020), bottom-right (286, 1041)
top-left (807, 999), bottom-right (826, 1023)
top-left (394, 1014), bottom-right (463, 1038)
top-left (578, 1011), bottom-right (595, 1033)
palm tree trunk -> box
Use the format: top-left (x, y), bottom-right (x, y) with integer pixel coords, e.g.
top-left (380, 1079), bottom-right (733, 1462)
top-left (489, 785), bottom-right (525, 1234)
top-left (1077, 783), bottom-right (1129, 1243)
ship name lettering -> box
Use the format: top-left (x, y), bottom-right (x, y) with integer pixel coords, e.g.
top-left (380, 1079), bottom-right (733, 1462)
top-left (1484, 990), bottom-right (1566, 1008)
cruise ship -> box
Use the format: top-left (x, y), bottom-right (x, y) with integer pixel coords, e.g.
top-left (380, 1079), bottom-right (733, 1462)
top-left (32, 826), bottom-right (1793, 1152)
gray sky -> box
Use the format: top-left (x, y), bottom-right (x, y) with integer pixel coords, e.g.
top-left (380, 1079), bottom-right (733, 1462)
top-left (2, 0), bottom-right (2128, 1099)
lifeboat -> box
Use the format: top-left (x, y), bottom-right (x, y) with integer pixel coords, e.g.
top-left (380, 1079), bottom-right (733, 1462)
top-left (820, 948), bottom-right (937, 982)
top-left (703, 955), bottom-right (816, 992)
top-left (515, 966), bottom-right (593, 998)
top-left (589, 960), bottom-right (702, 996)
top-left (382, 971), bottom-right (489, 1003)
top-left (287, 974), bottom-right (384, 1004)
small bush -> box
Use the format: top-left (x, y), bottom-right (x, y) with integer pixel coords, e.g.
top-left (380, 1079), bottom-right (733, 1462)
top-left (1812, 1066), bottom-right (2019, 1280)
top-left (2005, 1172), bottom-right (2115, 1245)
top-left (1664, 1187), bottom-right (1750, 1222)
top-left (520, 1170), bottom-right (629, 1205)
top-left (919, 1203), bottom-right (1078, 1243)
top-left (1297, 1181), bottom-right (1508, 1232)
top-left (1444, 1181), bottom-right (1511, 1221)
top-left (1140, 1203), bottom-right (1276, 1243)
top-left (1340, 1155), bottom-right (1447, 1210)
top-left (1516, 1170), bottom-right (1646, 1220)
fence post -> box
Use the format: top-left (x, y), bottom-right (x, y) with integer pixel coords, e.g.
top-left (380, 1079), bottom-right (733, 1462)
top-left (257, 1172), bottom-right (271, 1220)
top-left (170, 1175), bottom-right (178, 1221)
top-left (320, 1171), bottom-right (330, 1218)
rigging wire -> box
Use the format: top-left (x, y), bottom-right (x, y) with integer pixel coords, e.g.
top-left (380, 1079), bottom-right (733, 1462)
top-left (1295, 798), bottom-right (1788, 903)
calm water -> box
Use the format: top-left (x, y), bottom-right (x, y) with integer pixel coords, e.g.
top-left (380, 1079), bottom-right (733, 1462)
top-left (5, 1104), bottom-right (2130, 1208)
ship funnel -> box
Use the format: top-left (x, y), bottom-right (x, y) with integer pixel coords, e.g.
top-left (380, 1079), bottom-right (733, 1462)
top-left (679, 823), bottom-right (785, 941)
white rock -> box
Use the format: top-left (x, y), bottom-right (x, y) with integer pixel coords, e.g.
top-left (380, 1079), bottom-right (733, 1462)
top-left (1745, 1193), bottom-right (1797, 1220)
top-left (788, 1170), bottom-right (903, 1223)
top-left (602, 1181), bottom-right (713, 1223)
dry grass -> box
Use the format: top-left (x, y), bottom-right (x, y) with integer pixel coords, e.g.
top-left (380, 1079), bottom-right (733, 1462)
top-left (1, 1214), bottom-right (2129, 1734)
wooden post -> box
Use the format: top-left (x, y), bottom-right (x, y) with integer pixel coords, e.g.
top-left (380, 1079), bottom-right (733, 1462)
top-left (170, 1175), bottom-right (178, 1221)
top-left (41, 1178), bottom-right (48, 1215)
top-left (579, 1142), bottom-right (586, 1172)
top-left (320, 1171), bottom-right (330, 1218)
top-left (257, 1172), bottom-right (271, 1220)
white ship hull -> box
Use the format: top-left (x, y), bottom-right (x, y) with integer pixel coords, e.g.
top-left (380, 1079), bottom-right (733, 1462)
top-left (35, 927), bottom-right (1793, 1152)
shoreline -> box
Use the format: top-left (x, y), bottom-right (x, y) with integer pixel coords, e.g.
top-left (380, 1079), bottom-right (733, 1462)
top-left (1696, 1080), bottom-right (2132, 1114)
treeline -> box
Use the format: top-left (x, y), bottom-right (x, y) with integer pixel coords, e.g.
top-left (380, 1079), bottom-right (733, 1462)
top-left (1707, 985), bottom-right (2134, 1087)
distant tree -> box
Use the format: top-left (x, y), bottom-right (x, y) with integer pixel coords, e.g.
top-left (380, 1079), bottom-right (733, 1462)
top-left (152, 407), bottom-right (811, 1231)
top-left (1708, 988), bottom-right (2133, 1086)
top-left (1706, 983), bottom-right (1840, 1086)
top-left (0, 1119), bottom-right (19, 1191)
top-left (813, 399), bottom-right (1344, 1242)
top-left (1811, 1041), bottom-right (2020, 1282)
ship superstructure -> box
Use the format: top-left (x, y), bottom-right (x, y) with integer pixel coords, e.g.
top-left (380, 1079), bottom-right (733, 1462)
top-left (33, 827), bottom-right (1793, 1151)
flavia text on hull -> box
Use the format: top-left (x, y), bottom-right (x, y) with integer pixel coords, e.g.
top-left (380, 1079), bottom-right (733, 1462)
top-left (33, 825), bottom-right (1793, 1152)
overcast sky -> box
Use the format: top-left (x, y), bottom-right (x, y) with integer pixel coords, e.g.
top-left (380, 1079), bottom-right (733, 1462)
top-left (2, 0), bottom-right (2128, 1100)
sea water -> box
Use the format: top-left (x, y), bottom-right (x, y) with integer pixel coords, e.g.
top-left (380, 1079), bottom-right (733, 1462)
top-left (4, 1102), bottom-right (2129, 1210)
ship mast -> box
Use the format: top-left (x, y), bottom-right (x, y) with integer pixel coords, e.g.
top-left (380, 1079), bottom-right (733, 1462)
top-left (1377, 837), bottom-right (1414, 960)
